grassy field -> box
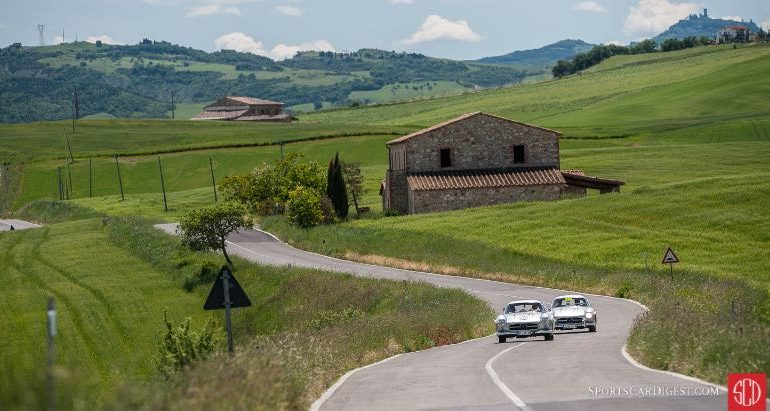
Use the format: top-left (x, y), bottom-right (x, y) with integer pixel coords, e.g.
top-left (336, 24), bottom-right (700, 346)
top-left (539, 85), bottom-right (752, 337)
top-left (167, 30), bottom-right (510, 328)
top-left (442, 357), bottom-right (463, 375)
top-left (0, 203), bottom-right (492, 410)
top-left (301, 44), bottom-right (770, 132)
top-left (350, 81), bottom-right (472, 104)
top-left (0, 120), bottom-right (409, 162)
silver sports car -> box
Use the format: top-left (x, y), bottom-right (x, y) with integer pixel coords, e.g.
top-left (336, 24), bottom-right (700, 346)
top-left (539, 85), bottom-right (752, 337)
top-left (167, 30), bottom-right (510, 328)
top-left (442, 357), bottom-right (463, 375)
top-left (495, 300), bottom-right (555, 343)
top-left (552, 294), bottom-right (597, 332)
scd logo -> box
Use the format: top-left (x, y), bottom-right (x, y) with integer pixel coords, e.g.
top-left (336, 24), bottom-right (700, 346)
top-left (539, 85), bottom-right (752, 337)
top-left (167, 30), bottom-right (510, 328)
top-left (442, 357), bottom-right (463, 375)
top-left (728, 374), bottom-right (766, 411)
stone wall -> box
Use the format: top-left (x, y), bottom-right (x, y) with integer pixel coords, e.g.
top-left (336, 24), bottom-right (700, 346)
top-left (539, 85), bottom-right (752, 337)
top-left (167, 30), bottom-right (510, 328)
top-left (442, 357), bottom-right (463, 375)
top-left (561, 185), bottom-right (587, 199)
top-left (409, 184), bottom-right (563, 214)
top-left (398, 114), bottom-right (560, 173)
top-left (385, 170), bottom-right (409, 214)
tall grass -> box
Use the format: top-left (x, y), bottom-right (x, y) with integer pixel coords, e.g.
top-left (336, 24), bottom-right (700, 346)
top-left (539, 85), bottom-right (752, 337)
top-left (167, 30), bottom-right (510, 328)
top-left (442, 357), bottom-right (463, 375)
top-left (0, 214), bottom-right (493, 410)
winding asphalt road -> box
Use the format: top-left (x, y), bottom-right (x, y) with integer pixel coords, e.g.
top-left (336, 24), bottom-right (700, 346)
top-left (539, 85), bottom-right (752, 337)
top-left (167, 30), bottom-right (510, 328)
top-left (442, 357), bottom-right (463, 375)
top-left (155, 224), bottom-right (728, 410)
top-left (0, 219), bottom-right (40, 231)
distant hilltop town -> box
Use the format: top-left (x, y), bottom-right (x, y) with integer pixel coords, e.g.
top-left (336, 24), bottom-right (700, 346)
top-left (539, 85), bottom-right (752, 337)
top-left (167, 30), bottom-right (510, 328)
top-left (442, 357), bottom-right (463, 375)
top-left (654, 8), bottom-right (760, 43)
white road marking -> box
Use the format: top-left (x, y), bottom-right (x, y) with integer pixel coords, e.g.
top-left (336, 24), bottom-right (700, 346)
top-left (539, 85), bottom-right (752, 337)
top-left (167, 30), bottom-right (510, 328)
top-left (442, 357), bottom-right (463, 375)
top-left (310, 353), bottom-right (405, 411)
top-left (621, 344), bottom-right (727, 393)
top-left (484, 342), bottom-right (532, 411)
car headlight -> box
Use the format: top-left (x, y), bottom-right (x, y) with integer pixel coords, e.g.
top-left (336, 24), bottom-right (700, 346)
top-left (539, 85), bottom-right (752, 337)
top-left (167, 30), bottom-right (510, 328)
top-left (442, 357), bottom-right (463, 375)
top-left (496, 318), bottom-right (506, 324)
top-left (585, 312), bottom-right (593, 319)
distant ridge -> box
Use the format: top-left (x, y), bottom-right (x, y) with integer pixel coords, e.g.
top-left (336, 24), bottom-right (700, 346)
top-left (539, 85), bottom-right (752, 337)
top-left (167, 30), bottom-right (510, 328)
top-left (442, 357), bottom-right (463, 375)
top-left (475, 39), bottom-right (595, 70)
top-left (653, 11), bottom-right (760, 42)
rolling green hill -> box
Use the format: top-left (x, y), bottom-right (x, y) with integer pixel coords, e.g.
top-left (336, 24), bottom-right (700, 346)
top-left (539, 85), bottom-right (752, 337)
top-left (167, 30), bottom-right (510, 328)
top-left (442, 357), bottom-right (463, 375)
top-left (475, 39), bottom-right (595, 70)
top-left (0, 41), bottom-right (527, 123)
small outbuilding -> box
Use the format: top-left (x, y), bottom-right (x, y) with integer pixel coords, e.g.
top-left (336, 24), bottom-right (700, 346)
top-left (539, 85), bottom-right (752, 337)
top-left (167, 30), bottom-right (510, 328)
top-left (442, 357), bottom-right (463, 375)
top-left (191, 96), bottom-right (292, 122)
top-left (380, 112), bottom-right (624, 214)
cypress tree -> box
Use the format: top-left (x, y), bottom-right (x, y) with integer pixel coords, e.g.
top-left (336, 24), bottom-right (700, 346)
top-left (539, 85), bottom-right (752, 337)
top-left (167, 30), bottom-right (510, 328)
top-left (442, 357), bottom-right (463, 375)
top-left (326, 153), bottom-right (348, 220)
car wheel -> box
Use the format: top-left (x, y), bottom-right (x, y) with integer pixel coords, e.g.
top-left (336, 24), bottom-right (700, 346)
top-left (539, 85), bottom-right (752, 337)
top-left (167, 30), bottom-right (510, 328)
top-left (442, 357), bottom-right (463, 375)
top-left (545, 334), bottom-right (554, 341)
top-left (588, 325), bottom-right (597, 332)
top-left (498, 336), bottom-right (506, 344)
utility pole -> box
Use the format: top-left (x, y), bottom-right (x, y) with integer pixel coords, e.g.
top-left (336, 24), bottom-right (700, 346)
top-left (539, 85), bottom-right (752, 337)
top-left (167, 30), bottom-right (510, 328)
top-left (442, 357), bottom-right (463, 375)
top-left (64, 129), bottom-right (74, 163)
top-left (170, 91), bottom-right (175, 120)
top-left (37, 24), bottom-right (45, 46)
top-left (57, 167), bottom-right (63, 201)
top-left (209, 157), bottom-right (217, 203)
top-left (114, 156), bottom-right (124, 201)
top-left (72, 89), bottom-right (79, 134)
top-left (157, 157), bottom-right (168, 212)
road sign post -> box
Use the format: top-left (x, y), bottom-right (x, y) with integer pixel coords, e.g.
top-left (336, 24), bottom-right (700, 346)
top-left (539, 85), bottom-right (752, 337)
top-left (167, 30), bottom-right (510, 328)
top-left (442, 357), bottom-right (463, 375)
top-left (204, 266), bottom-right (252, 354)
top-left (661, 247), bottom-right (679, 280)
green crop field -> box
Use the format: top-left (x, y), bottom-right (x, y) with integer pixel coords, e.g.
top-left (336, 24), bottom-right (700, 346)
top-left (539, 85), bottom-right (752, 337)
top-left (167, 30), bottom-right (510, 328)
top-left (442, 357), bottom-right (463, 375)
top-left (0, 204), bottom-right (491, 410)
top-left (349, 81), bottom-right (471, 104)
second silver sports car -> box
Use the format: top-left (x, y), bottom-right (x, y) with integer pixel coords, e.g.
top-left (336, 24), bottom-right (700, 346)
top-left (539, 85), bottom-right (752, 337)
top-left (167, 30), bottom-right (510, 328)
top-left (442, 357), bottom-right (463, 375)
top-left (552, 294), bottom-right (597, 332)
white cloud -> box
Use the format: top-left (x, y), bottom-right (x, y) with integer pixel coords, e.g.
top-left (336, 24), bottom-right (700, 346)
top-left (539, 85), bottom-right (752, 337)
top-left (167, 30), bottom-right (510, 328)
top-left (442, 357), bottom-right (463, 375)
top-left (623, 0), bottom-right (699, 38)
top-left (187, 4), bottom-right (240, 17)
top-left (86, 35), bottom-right (122, 45)
top-left (574, 1), bottom-right (607, 13)
top-left (721, 16), bottom-right (743, 22)
top-left (605, 40), bottom-right (624, 46)
top-left (390, 0), bottom-right (415, 4)
top-left (274, 5), bottom-right (303, 17)
top-left (214, 32), bottom-right (335, 61)
top-left (53, 35), bottom-right (64, 45)
top-left (762, 20), bottom-right (770, 31)
top-left (403, 15), bottom-right (481, 45)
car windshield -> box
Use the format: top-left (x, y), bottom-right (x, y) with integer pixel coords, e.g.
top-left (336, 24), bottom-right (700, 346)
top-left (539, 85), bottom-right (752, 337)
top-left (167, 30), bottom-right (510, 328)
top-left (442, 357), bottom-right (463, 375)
top-left (553, 297), bottom-right (588, 308)
top-left (506, 303), bottom-right (543, 313)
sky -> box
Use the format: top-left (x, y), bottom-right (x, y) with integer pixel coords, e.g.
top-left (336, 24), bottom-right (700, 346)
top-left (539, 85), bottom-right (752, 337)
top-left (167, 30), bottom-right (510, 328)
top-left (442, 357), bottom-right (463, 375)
top-left (2, 0), bottom-right (769, 61)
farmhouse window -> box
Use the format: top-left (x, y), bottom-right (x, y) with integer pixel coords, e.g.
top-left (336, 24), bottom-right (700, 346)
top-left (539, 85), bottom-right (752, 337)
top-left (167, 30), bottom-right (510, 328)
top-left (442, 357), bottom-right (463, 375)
top-left (440, 148), bottom-right (452, 168)
top-left (513, 145), bottom-right (526, 164)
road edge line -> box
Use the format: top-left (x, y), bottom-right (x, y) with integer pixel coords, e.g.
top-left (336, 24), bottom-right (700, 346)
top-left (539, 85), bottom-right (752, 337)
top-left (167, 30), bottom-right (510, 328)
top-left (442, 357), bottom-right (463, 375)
top-left (309, 353), bottom-right (404, 411)
top-left (310, 333), bottom-right (496, 411)
top-left (620, 344), bottom-right (727, 393)
top-left (484, 342), bottom-right (531, 411)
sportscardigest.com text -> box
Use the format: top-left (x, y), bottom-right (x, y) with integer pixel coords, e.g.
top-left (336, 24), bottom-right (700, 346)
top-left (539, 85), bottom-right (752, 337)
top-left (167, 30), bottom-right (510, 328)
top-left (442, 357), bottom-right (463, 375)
top-left (588, 385), bottom-right (721, 397)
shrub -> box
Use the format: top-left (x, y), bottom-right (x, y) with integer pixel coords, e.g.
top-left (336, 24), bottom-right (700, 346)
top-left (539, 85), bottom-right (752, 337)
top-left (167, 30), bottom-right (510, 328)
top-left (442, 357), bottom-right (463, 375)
top-left (286, 186), bottom-right (324, 228)
top-left (155, 312), bottom-right (221, 378)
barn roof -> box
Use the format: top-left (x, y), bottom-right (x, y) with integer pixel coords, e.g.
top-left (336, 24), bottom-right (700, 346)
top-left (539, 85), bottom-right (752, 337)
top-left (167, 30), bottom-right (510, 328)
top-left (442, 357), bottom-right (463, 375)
top-left (226, 96), bottom-right (283, 106)
top-left (191, 109), bottom-right (249, 121)
top-left (406, 167), bottom-right (565, 191)
top-left (387, 112), bottom-right (560, 145)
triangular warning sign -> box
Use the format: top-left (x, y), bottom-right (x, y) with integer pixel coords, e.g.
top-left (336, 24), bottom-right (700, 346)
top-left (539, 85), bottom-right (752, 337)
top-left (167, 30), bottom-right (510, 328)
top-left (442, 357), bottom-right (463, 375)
top-left (661, 248), bottom-right (679, 264)
top-left (204, 266), bottom-right (252, 310)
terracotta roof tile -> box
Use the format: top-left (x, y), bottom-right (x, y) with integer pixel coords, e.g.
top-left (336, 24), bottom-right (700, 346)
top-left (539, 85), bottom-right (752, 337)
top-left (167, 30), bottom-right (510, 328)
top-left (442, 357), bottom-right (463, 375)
top-left (227, 96), bottom-right (283, 105)
top-left (191, 109), bottom-right (248, 120)
top-left (407, 168), bottom-right (565, 191)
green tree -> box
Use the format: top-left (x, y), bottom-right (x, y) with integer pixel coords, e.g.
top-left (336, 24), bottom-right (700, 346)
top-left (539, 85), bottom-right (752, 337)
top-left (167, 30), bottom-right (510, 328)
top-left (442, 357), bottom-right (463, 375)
top-left (286, 186), bottom-right (325, 228)
top-left (326, 153), bottom-right (348, 220)
top-left (179, 201), bottom-right (251, 267)
top-left (342, 161), bottom-right (367, 216)
top-left (219, 153), bottom-right (325, 215)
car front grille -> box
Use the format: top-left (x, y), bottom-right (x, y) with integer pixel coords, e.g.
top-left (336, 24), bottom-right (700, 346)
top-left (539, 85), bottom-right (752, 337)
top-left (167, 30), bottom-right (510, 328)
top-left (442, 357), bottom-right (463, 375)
top-left (556, 317), bottom-right (584, 325)
top-left (508, 323), bottom-right (539, 331)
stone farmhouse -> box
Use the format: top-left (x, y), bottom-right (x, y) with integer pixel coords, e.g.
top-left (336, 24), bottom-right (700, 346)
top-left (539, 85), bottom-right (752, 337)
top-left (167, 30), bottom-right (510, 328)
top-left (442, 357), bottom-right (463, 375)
top-left (191, 96), bottom-right (292, 122)
top-left (380, 112), bottom-right (624, 214)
